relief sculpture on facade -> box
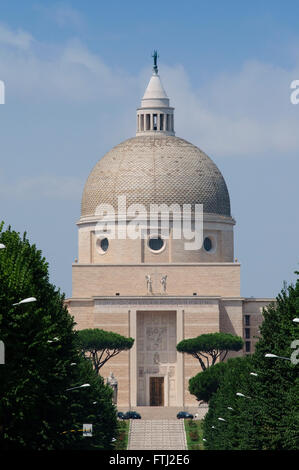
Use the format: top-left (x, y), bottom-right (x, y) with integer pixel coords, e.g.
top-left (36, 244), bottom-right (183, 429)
top-left (153, 352), bottom-right (160, 364)
top-left (146, 326), bottom-right (167, 351)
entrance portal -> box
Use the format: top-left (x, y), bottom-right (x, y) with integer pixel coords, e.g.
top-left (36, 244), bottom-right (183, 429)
top-left (136, 311), bottom-right (177, 406)
top-left (150, 377), bottom-right (164, 406)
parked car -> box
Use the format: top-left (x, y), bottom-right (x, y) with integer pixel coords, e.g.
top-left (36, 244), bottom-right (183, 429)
top-left (123, 411), bottom-right (141, 419)
top-left (117, 411), bottom-right (125, 419)
top-left (176, 411), bottom-right (194, 419)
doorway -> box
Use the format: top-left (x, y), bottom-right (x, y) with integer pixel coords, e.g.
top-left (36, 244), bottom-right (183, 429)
top-left (150, 377), bottom-right (164, 406)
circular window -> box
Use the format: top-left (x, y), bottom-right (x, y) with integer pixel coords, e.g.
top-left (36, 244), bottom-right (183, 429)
top-left (97, 237), bottom-right (109, 254)
top-left (203, 237), bottom-right (212, 252)
top-left (148, 236), bottom-right (164, 252)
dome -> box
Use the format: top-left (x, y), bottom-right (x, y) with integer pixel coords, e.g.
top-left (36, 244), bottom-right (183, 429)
top-left (81, 134), bottom-right (231, 218)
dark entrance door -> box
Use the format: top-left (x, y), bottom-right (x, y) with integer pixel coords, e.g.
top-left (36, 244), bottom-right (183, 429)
top-left (150, 377), bottom-right (164, 406)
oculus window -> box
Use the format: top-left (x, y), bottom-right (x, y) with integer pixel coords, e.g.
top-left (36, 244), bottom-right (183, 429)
top-left (203, 237), bottom-right (213, 252)
top-left (97, 237), bottom-right (109, 253)
top-left (148, 236), bottom-right (164, 252)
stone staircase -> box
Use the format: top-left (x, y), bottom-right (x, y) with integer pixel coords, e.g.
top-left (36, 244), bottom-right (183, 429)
top-left (127, 419), bottom-right (187, 450)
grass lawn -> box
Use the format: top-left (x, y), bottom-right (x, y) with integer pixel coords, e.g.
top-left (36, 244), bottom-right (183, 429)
top-left (184, 419), bottom-right (205, 450)
top-left (113, 420), bottom-right (130, 450)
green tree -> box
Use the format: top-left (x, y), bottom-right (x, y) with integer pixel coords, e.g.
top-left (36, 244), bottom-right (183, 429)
top-left (60, 357), bottom-right (118, 450)
top-left (77, 328), bottom-right (134, 374)
top-left (203, 276), bottom-right (299, 450)
top-left (246, 279), bottom-right (299, 450)
top-left (177, 332), bottom-right (243, 371)
top-left (189, 360), bottom-right (228, 403)
top-left (202, 356), bottom-right (254, 450)
top-left (0, 223), bottom-right (117, 449)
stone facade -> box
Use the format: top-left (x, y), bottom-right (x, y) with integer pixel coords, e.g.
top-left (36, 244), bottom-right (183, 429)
top-left (66, 295), bottom-right (272, 407)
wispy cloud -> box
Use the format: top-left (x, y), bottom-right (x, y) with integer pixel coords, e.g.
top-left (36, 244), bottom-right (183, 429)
top-left (34, 2), bottom-right (85, 29)
top-left (163, 61), bottom-right (299, 157)
top-left (0, 23), bottom-right (33, 49)
top-left (0, 32), bottom-right (137, 103)
top-left (0, 174), bottom-right (84, 201)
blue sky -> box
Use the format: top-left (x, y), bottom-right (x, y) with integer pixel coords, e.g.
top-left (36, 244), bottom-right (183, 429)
top-left (0, 0), bottom-right (299, 298)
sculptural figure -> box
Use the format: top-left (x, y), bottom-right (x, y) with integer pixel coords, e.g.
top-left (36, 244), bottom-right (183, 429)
top-left (107, 372), bottom-right (118, 405)
top-left (152, 50), bottom-right (159, 74)
top-left (160, 274), bottom-right (167, 294)
top-left (146, 274), bottom-right (153, 294)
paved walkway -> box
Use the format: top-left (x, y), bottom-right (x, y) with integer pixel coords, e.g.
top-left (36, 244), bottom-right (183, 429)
top-left (127, 419), bottom-right (187, 450)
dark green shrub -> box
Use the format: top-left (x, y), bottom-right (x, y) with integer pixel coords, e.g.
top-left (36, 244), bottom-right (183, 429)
top-left (189, 431), bottom-right (199, 441)
top-left (188, 420), bottom-right (196, 427)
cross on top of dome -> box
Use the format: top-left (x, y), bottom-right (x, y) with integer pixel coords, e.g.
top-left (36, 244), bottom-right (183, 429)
top-left (152, 50), bottom-right (159, 74)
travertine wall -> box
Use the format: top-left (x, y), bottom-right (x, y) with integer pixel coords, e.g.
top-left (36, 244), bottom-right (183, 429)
top-left (72, 263), bottom-right (241, 298)
top-left (77, 216), bottom-right (235, 265)
top-left (68, 299), bottom-right (94, 330)
top-left (219, 299), bottom-right (243, 359)
top-left (242, 299), bottom-right (273, 355)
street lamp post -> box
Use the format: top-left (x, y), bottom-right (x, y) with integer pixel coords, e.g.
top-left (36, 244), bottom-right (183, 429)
top-left (236, 392), bottom-right (251, 399)
top-left (235, 392), bottom-right (257, 448)
top-left (66, 383), bottom-right (90, 392)
top-left (47, 337), bottom-right (59, 343)
top-left (12, 297), bottom-right (37, 306)
top-left (265, 353), bottom-right (291, 361)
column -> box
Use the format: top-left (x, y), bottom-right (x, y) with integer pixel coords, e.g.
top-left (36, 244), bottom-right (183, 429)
top-left (157, 114), bottom-right (161, 132)
top-left (129, 309), bottom-right (137, 408)
top-left (176, 308), bottom-right (184, 407)
top-left (165, 372), bottom-right (169, 406)
top-left (150, 113), bottom-right (154, 131)
top-left (163, 113), bottom-right (167, 131)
